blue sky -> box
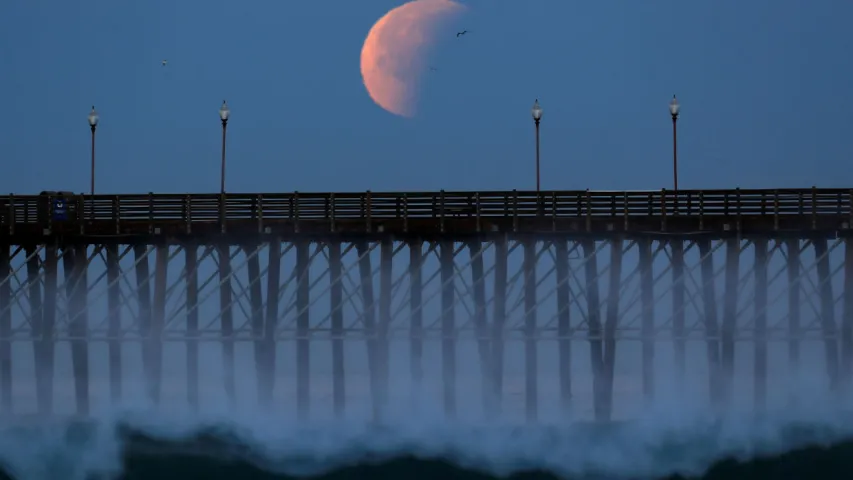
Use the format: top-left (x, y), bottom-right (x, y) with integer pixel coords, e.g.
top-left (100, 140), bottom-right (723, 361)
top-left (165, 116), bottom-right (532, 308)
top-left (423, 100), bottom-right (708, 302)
top-left (1, 0), bottom-right (852, 194)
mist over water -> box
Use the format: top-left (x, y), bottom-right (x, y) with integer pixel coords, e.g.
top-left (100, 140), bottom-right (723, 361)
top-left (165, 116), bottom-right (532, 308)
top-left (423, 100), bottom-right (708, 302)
top-left (1, 238), bottom-right (852, 478)
top-left (1, 371), bottom-right (852, 480)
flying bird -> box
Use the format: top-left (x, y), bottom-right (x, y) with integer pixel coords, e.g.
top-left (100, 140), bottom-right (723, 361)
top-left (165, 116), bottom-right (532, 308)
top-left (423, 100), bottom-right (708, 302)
top-left (161, 60), bottom-right (168, 67)
top-left (429, 66), bottom-right (438, 72)
top-left (456, 30), bottom-right (469, 37)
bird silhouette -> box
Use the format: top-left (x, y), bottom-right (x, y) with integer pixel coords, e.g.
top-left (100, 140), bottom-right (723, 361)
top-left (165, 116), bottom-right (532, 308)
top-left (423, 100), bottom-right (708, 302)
top-left (429, 66), bottom-right (438, 72)
top-left (161, 60), bottom-right (168, 67)
top-left (456, 30), bottom-right (469, 37)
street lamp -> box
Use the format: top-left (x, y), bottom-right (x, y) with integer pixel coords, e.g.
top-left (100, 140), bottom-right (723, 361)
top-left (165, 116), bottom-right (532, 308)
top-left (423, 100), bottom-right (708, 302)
top-left (669, 95), bottom-right (680, 192)
top-left (219, 100), bottom-right (230, 194)
top-left (88, 106), bottom-right (99, 219)
top-left (531, 99), bottom-right (542, 192)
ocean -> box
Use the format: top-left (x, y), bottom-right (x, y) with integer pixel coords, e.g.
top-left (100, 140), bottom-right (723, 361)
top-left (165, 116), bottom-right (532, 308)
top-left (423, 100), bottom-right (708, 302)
top-left (1, 408), bottom-right (852, 480)
top-left (0, 341), bottom-right (849, 479)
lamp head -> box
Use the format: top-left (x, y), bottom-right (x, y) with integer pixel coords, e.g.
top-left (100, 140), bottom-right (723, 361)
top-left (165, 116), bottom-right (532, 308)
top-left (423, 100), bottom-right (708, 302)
top-left (219, 100), bottom-right (230, 121)
top-left (531, 99), bottom-right (542, 121)
top-left (88, 106), bottom-right (99, 127)
top-left (669, 95), bottom-right (680, 118)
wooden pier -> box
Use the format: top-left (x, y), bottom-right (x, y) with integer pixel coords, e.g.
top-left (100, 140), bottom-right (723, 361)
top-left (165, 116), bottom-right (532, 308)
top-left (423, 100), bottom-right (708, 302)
top-left (0, 187), bottom-right (852, 421)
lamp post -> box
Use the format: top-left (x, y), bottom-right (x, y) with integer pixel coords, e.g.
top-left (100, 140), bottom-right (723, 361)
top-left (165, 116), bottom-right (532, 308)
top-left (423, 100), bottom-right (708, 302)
top-left (531, 99), bottom-right (542, 192)
top-left (669, 95), bottom-right (680, 192)
top-left (88, 106), bottom-right (99, 219)
top-left (219, 100), bottom-right (230, 194)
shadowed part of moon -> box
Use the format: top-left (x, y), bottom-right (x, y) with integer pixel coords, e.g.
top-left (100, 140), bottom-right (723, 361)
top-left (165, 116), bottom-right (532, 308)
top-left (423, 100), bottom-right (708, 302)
top-left (360, 0), bottom-right (465, 118)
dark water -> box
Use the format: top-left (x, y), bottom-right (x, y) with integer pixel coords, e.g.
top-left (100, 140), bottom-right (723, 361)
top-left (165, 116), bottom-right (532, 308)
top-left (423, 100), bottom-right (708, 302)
top-left (115, 439), bottom-right (853, 480)
top-left (1, 419), bottom-right (852, 479)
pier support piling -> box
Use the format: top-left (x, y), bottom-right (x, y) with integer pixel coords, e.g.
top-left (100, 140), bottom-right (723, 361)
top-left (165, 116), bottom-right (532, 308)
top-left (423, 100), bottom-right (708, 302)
top-left (185, 245), bottom-right (199, 410)
top-left (378, 239), bottom-right (393, 410)
top-left (671, 240), bottom-right (686, 389)
top-left (440, 240), bottom-right (456, 418)
top-left (133, 245), bottom-right (154, 406)
top-left (106, 244), bottom-right (122, 404)
top-left (64, 246), bottom-right (90, 415)
top-left (150, 244), bottom-right (167, 406)
top-left (698, 240), bottom-right (722, 407)
top-left (843, 238), bottom-right (853, 387)
top-left (639, 239), bottom-right (655, 404)
top-left (356, 241), bottom-right (380, 420)
top-left (753, 239), bottom-right (769, 411)
top-left (491, 236), bottom-right (508, 415)
top-left (0, 245), bottom-right (11, 413)
top-left (246, 245), bottom-right (264, 407)
top-left (296, 240), bottom-right (311, 418)
top-left (603, 239), bottom-right (623, 420)
top-left (263, 240), bottom-right (281, 409)
top-left (408, 240), bottom-right (424, 392)
top-left (786, 239), bottom-right (801, 374)
top-left (523, 239), bottom-right (538, 422)
top-left (469, 240), bottom-right (491, 415)
top-left (581, 240), bottom-right (606, 421)
top-left (554, 240), bottom-right (572, 414)
top-left (328, 241), bottom-right (345, 417)
top-left (217, 244), bottom-right (235, 405)
top-left (814, 238), bottom-right (840, 390)
top-left (36, 245), bottom-right (55, 415)
top-left (721, 239), bottom-right (740, 404)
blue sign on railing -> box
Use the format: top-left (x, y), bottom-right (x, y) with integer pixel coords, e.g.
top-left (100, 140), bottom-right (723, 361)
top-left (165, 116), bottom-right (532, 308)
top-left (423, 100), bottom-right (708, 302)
top-left (52, 198), bottom-right (68, 221)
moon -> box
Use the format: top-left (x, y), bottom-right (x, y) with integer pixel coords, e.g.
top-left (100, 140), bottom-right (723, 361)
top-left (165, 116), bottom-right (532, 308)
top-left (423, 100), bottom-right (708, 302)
top-left (360, 0), bottom-right (466, 118)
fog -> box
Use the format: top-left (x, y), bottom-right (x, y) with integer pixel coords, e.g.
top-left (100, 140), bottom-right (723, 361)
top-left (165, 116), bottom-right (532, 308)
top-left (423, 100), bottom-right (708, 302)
top-left (1, 236), bottom-right (847, 419)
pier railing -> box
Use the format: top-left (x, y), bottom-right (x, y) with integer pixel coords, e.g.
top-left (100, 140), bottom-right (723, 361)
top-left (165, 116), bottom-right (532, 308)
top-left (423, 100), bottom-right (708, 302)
top-left (1, 188), bottom-right (852, 236)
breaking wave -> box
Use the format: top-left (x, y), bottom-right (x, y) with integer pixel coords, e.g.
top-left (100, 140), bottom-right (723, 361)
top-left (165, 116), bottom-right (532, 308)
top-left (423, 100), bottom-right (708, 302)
top-left (1, 408), bottom-right (853, 480)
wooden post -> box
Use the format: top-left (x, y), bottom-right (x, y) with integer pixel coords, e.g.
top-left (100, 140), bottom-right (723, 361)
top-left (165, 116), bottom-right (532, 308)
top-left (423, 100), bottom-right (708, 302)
top-left (106, 244), bottom-right (122, 404)
top-left (150, 243), bottom-right (167, 406)
top-left (697, 240), bottom-right (722, 407)
top-left (603, 238), bottom-right (623, 420)
top-left (554, 239), bottom-right (572, 414)
top-left (440, 240), bottom-right (456, 418)
top-left (295, 240), bottom-right (311, 418)
top-left (581, 240), bottom-right (606, 421)
top-left (814, 238), bottom-right (840, 390)
top-left (356, 241), bottom-right (380, 421)
top-left (721, 238), bottom-right (740, 404)
top-left (378, 239), bottom-right (393, 409)
top-left (247, 245), bottom-right (265, 408)
top-left (409, 241), bottom-right (424, 390)
top-left (185, 245), bottom-right (199, 410)
top-left (523, 239), bottom-right (538, 422)
top-left (469, 241), bottom-right (491, 415)
top-left (217, 244), bottom-right (235, 405)
top-left (491, 237), bottom-right (508, 415)
top-left (64, 246), bottom-right (91, 415)
top-left (671, 240), bottom-right (686, 389)
top-left (786, 239), bottom-right (801, 375)
top-left (753, 239), bottom-right (769, 411)
top-left (36, 246), bottom-right (55, 414)
top-left (0, 244), bottom-right (11, 412)
top-left (263, 240), bottom-right (281, 409)
top-left (842, 238), bottom-right (853, 387)
top-left (133, 244), bottom-right (153, 405)
top-left (638, 239), bottom-right (655, 404)
top-left (329, 241), bottom-right (345, 417)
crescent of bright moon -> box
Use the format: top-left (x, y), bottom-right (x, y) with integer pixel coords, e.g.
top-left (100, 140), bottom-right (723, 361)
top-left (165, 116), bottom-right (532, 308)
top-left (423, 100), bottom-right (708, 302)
top-left (360, 0), bottom-right (466, 118)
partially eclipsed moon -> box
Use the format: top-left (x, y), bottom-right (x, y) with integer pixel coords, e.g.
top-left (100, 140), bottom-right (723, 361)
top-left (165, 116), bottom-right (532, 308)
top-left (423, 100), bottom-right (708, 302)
top-left (360, 0), bottom-right (465, 118)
